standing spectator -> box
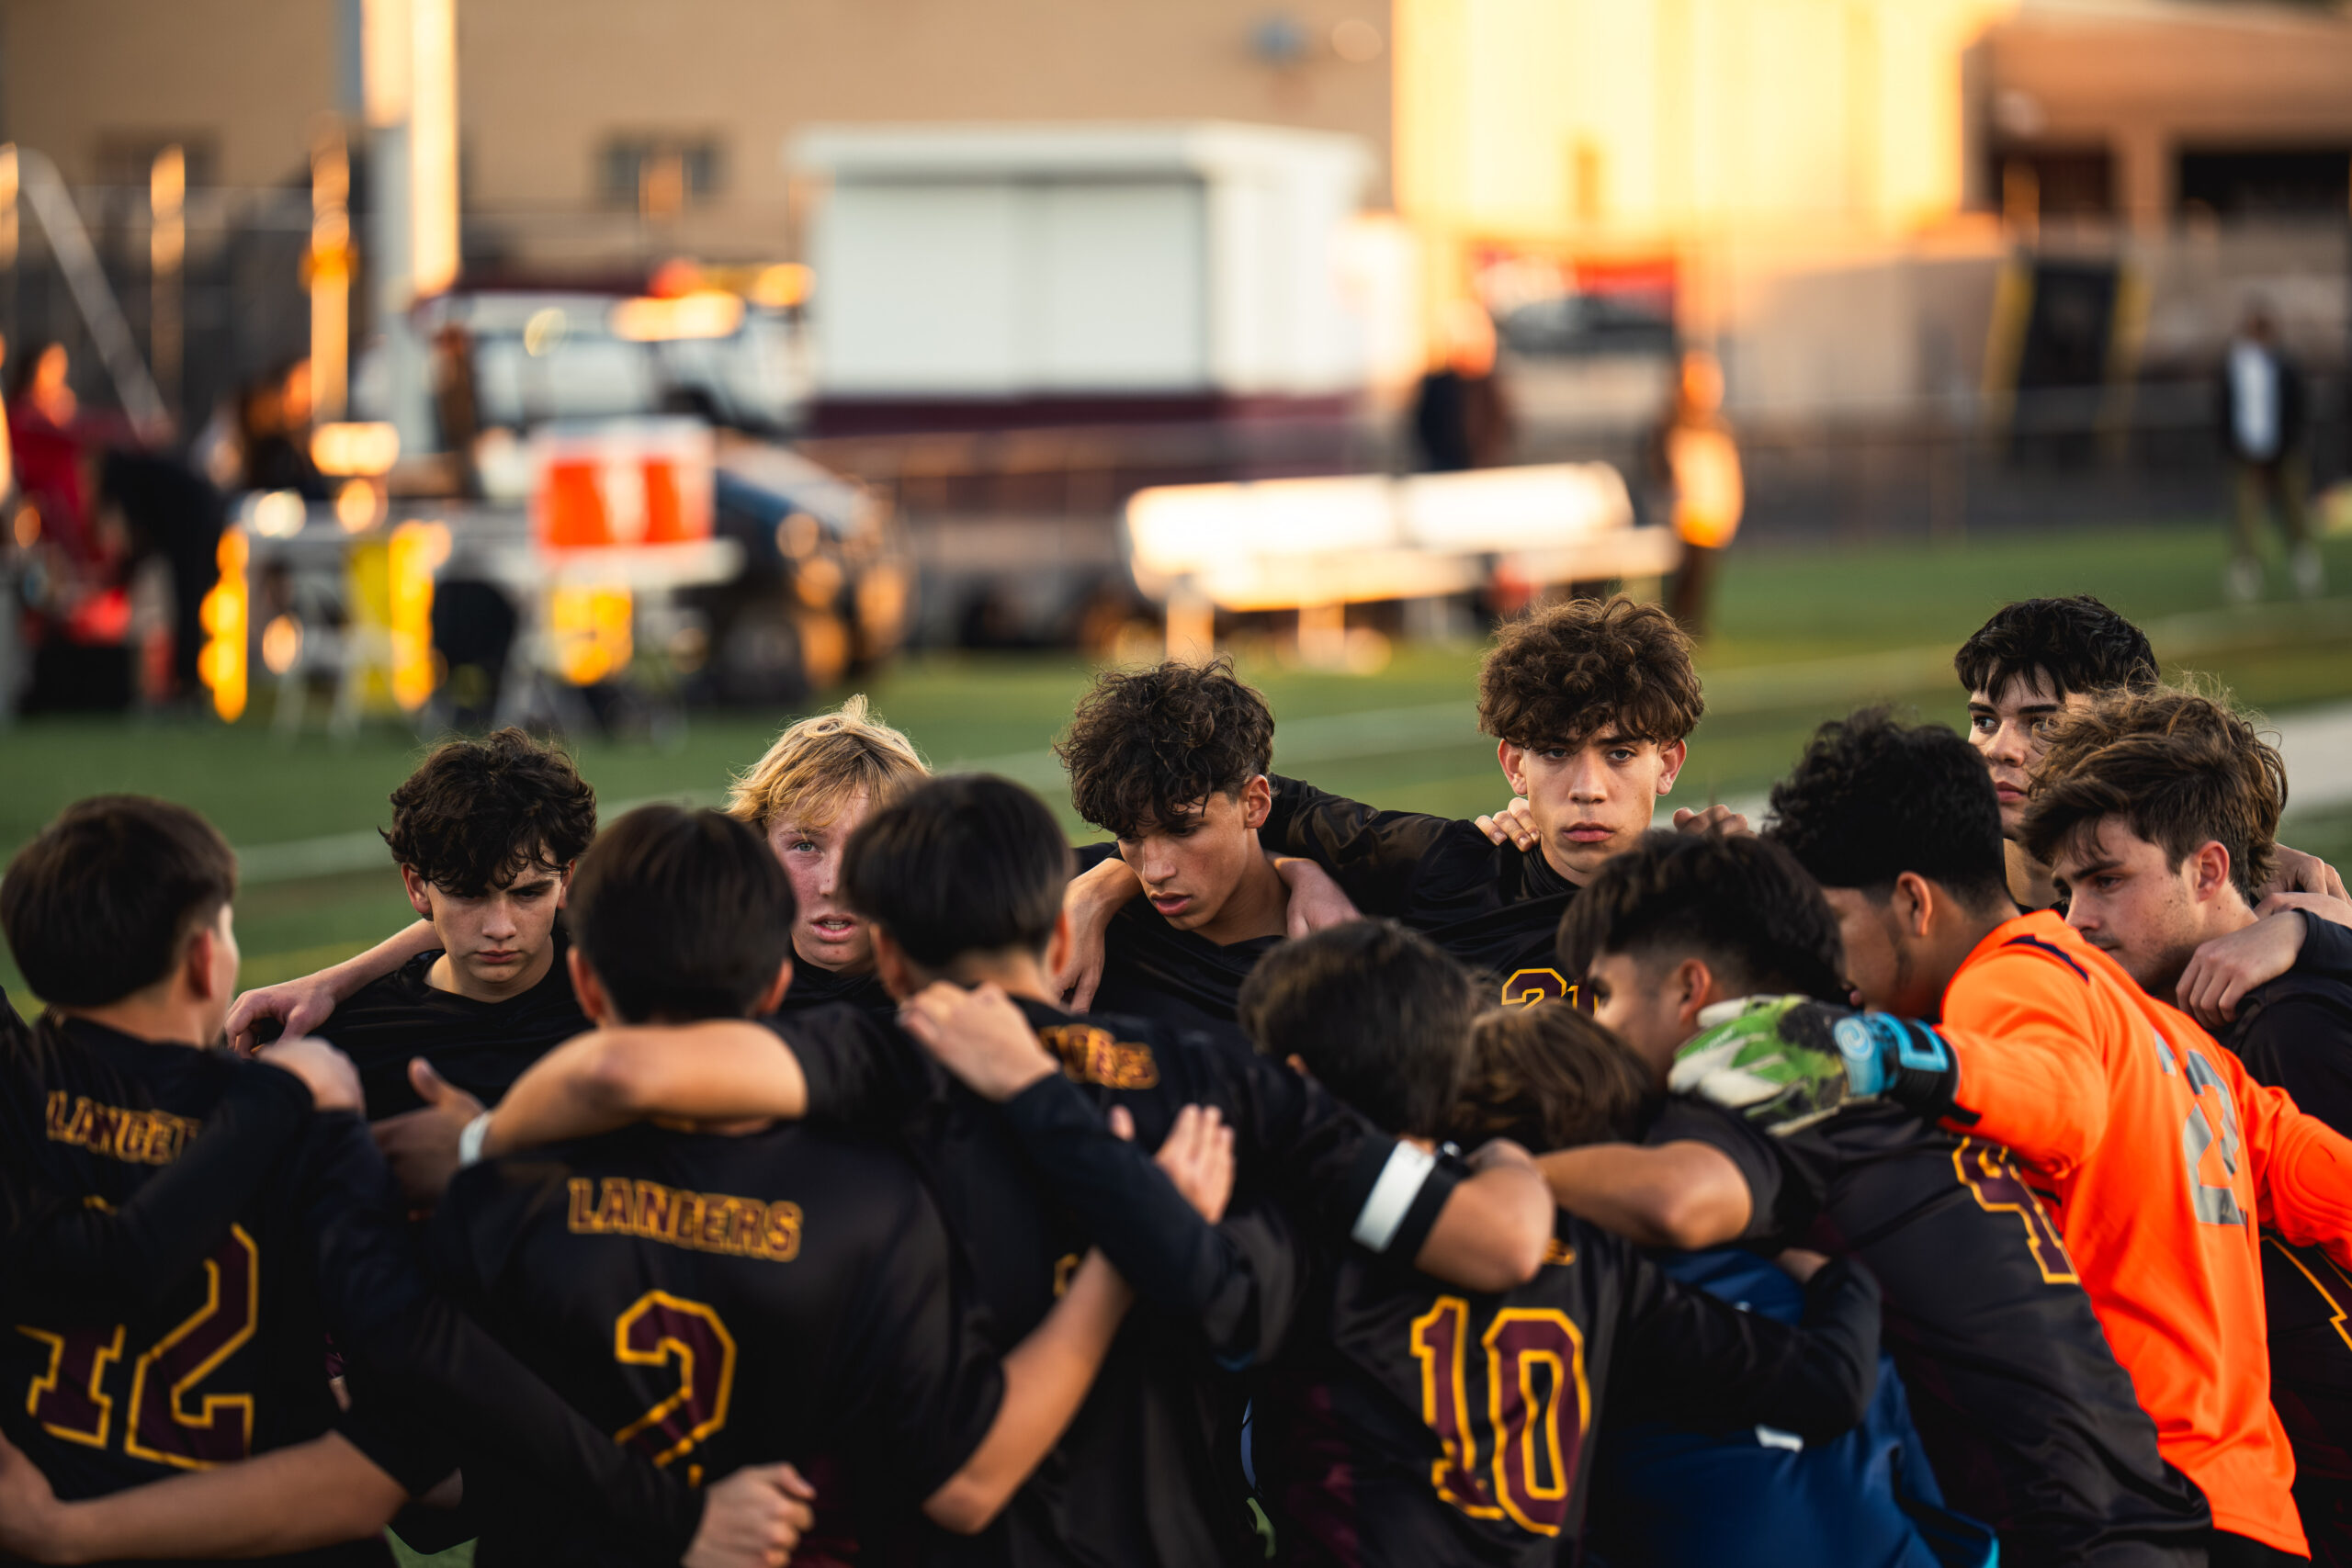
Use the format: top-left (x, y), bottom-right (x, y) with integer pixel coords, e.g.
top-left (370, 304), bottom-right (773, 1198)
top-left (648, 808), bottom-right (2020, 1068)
top-left (1412, 299), bottom-right (1512, 472)
top-left (2219, 304), bottom-right (2317, 604)
top-left (1662, 348), bottom-right (1743, 637)
top-left (7, 342), bottom-right (91, 562)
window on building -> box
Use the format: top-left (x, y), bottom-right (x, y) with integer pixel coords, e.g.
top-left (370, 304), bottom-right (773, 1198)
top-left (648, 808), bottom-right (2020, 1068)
top-left (599, 137), bottom-right (725, 216)
top-left (2177, 148), bottom-right (2350, 220)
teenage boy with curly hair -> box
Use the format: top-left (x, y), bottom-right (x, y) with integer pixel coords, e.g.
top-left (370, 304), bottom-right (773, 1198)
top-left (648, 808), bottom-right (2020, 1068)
top-left (224, 728), bottom-right (598, 1122)
top-left (1054, 658), bottom-right (1359, 1030)
top-left (1216, 596), bottom-right (1713, 1011)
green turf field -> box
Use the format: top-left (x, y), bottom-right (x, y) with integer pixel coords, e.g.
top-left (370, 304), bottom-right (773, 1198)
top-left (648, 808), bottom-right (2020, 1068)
top-left (6, 520), bottom-right (2352, 1010)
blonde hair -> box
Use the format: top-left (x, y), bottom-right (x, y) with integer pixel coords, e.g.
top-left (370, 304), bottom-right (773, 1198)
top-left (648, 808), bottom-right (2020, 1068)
top-left (726, 695), bottom-right (930, 833)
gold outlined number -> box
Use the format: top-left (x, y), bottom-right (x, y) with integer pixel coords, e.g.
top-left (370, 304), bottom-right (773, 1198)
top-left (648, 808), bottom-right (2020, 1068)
top-left (1499, 970), bottom-right (1574, 1010)
top-left (1409, 1297), bottom-right (1589, 1537)
top-left (1953, 1139), bottom-right (2076, 1284)
top-left (613, 1291), bottom-right (737, 1473)
top-left (16, 1226), bottom-right (259, 1470)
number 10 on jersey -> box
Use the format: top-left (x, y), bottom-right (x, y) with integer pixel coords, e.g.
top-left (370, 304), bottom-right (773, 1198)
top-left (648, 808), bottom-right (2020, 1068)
top-left (1409, 1297), bottom-right (1589, 1537)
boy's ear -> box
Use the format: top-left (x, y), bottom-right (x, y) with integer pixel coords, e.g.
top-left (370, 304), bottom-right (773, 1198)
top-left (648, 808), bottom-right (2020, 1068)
top-left (1044, 907), bottom-right (1074, 981)
top-left (1668, 956), bottom-right (1713, 1028)
top-left (752, 954), bottom-right (793, 1016)
top-left (1498, 739), bottom-right (1528, 794)
top-left (2190, 840), bottom-right (2233, 903)
top-left (1893, 871), bottom-right (1938, 941)
top-left (400, 865), bottom-right (435, 921)
top-left (1241, 775), bottom-right (1273, 830)
top-left (182, 919), bottom-right (223, 1002)
top-left (556, 862), bottom-right (575, 908)
top-left (1654, 739), bottom-right (1689, 795)
top-left (868, 925), bottom-right (917, 1002)
top-left (569, 947), bottom-right (615, 1028)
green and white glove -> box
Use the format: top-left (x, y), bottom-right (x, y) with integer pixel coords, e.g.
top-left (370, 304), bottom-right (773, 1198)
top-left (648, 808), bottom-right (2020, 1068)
top-left (1668, 995), bottom-right (1952, 1135)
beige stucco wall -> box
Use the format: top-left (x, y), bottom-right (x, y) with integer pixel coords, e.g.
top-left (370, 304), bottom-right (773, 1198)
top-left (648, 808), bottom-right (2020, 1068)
top-left (1, 0), bottom-right (1392, 243)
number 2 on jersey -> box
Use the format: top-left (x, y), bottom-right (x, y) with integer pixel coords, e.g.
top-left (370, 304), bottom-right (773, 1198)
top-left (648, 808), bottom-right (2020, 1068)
top-left (1409, 1297), bottom-right (1589, 1537)
top-left (17, 1226), bottom-right (259, 1469)
top-left (612, 1291), bottom-right (737, 1472)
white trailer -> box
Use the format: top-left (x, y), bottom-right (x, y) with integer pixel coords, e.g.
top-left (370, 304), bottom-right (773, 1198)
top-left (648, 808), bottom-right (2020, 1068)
top-left (789, 121), bottom-right (1375, 415)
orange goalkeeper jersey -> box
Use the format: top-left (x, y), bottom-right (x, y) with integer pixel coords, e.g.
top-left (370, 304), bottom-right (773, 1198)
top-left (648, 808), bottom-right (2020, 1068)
top-left (1939, 912), bottom-right (2352, 1556)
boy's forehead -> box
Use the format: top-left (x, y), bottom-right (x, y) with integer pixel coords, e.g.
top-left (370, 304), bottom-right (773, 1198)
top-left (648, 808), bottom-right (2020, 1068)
top-left (1970, 670), bottom-right (2066, 710)
top-left (1527, 726), bottom-right (1650, 750)
top-left (490, 850), bottom-right (566, 889)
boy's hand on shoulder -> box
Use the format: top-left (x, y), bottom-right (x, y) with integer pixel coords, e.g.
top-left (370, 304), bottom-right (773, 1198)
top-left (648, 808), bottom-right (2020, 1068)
top-left (2266, 843), bottom-right (2348, 905)
top-left (899, 983), bottom-right (1058, 1103)
top-left (1671, 804), bottom-right (1751, 838)
top-left (1123, 1103), bottom-right (1236, 1222)
top-left (2178, 908), bottom-right (2311, 1029)
top-left (1270, 855), bottom-right (1360, 939)
top-left (1056, 858), bottom-right (1137, 1011)
top-left (254, 1035), bottom-right (365, 1114)
top-left (227, 972), bottom-right (342, 1054)
top-left (372, 1058), bottom-right (487, 1206)
top-left (1474, 796), bottom-right (1539, 852)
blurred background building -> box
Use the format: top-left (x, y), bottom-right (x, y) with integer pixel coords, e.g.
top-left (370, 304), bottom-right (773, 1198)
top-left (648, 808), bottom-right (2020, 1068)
top-left (0, 0), bottom-right (2347, 669)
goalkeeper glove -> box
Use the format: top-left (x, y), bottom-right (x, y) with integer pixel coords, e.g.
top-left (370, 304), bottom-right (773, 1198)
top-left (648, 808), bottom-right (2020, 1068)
top-left (1668, 995), bottom-right (1953, 1134)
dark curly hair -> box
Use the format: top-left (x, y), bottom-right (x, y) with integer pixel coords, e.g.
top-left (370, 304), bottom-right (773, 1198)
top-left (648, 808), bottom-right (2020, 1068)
top-left (1953, 596), bottom-right (2157, 705)
top-left (1478, 597), bottom-right (1704, 750)
top-left (1057, 658), bottom-right (1274, 838)
top-left (1450, 1004), bottom-right (1657, 1153)
top-left (1238, 920), bottom-right (1478, 1140)
top-left (382, 728), bottom-right (599, 896)
top-left (1557, 830), bottom-right (1847, 1003)
top-left (1765, 708), bottom-right (2008, 906)
top-left (2022, 686), bottom-right (2282, 906)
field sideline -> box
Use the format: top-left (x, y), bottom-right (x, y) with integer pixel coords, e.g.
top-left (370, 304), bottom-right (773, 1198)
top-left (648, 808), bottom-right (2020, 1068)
top-left (5, 521), bottom-right (2352, 1010)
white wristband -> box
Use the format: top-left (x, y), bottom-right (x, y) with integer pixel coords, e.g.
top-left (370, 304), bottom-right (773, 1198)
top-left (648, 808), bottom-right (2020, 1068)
top-left (1351, 1142), bottom-right (1439, 1253)
top-left (457, 1111), bottom-right (494, 1168)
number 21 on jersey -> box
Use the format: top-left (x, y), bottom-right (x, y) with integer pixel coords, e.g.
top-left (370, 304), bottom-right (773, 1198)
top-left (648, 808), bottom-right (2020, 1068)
top-left (1409, 1297), bottom-right (1589, 1536)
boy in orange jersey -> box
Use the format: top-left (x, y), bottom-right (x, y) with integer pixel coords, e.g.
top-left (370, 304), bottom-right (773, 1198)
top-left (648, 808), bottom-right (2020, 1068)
top-left (1749, 710), bottom-right (2352, 1566)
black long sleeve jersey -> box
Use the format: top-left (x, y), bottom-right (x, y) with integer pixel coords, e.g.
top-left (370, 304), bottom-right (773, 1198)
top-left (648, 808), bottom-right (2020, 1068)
top-left (0, 1014), bottom-right (705, 1566)
top-left (1069, 841), bottom-right (1282, 1033)
top-left (315, 929), bottom-right (589, 1119)
top-left (1259, 776), bottom-right (1580, 1010)
top-left (427, 1119), bottom-right (1006, 1568)
top-left (2227, 911), bottom-right (2352, 1562)
top-left (776, 997), bottom-right (1456, 1568)
top-left (1649, 1090), bottom-right (2212, 1564)
top-left (1251, 1211), bottom-right (1883, 1567)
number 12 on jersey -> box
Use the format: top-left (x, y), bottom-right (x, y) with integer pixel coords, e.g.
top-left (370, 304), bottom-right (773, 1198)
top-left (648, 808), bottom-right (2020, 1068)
top-left (1409, 1297), bottom-right (1589, 1537)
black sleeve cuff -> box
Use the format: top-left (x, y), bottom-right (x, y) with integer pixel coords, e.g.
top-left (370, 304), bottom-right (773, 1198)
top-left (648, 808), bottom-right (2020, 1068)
top-left (2297, 909), bottom-right (2352, 985)
top-left (1001, 1072), bottom-right (1237, 1318)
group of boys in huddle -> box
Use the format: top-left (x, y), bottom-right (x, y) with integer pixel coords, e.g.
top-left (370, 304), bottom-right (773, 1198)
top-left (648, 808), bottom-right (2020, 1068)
top-left (3, 591), bottom-right (2351, 1568)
